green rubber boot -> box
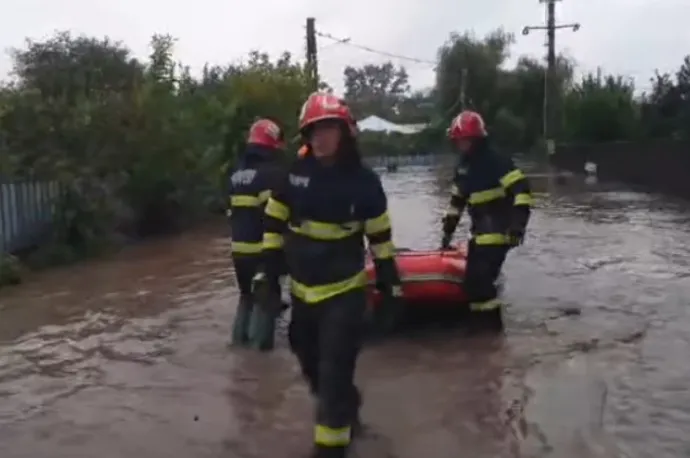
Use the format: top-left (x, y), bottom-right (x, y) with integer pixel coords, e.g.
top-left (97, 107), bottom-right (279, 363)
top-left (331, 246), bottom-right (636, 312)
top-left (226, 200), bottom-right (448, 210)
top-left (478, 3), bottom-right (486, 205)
top-left (230, 294), bottom-right (253, 347)
top-left (249, 303), bottom-right (278, 351)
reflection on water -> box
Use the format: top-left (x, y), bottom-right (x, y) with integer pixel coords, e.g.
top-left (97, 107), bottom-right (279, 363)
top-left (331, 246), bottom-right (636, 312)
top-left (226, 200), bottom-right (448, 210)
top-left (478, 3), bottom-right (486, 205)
top-left (1, 162), bottom-right (689, 457)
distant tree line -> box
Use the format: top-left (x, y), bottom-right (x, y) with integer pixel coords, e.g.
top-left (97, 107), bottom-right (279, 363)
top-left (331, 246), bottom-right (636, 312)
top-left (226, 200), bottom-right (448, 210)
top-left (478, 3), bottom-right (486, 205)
top-left (343, 29), bottom-right (690, 152)
top-left (0, 29), bottom-right (688, 282)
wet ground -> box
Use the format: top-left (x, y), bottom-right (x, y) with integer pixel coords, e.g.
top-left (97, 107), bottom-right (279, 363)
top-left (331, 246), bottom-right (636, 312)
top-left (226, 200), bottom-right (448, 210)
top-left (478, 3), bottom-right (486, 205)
top-left (1, 162), bottom-right (690, 457)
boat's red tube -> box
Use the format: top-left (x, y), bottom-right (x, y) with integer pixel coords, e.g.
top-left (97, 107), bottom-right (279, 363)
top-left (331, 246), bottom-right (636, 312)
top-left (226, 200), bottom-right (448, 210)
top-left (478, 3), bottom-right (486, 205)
top-left (365, 243), bottom-right (468, 306)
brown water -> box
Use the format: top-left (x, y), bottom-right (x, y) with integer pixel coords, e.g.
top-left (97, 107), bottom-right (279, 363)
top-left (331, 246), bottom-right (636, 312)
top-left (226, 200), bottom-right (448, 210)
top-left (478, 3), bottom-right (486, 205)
top-left (1, 163), bottom-right (690, 458)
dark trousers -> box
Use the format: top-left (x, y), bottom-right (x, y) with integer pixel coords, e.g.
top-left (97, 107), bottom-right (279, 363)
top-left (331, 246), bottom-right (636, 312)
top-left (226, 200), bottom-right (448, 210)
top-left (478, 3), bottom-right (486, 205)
top-left (464, 241), bottom-right (509, 310)
top-left (232, 255), bottom-right (260, 296)
top-left (288, 289), bottom-right (366, 451)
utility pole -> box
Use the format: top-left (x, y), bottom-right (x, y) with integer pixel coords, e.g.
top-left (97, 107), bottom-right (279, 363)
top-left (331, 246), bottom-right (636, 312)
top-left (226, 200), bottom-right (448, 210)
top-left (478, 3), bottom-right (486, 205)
top-left (459, 68), bottom-right (468, 109)
top-left (305, 17), bottom-right (319, 91)
top-left (522, 0), bottom-right (579, 157)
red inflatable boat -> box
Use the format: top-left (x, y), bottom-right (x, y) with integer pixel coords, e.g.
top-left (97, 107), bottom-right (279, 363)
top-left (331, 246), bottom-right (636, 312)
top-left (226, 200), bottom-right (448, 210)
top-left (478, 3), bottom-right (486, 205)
top-left (365, 244), bottom-right (468, 307)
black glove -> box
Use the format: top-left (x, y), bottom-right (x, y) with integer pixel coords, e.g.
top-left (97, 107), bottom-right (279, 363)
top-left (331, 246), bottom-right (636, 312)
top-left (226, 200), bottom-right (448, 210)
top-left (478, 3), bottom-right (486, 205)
top-left (440, 233), bottom-right (453, 250)
top-left (377, 284), bottom-right (404, 333)
top-left (508, 228), bottom-right (525, 247)
top-left (251, 272), bottom-right (281, 310)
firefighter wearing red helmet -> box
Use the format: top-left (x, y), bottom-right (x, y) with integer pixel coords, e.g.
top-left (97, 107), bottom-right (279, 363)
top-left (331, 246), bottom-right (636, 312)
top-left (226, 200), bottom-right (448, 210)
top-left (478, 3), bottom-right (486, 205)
top-left (228, 118), bottom-right (288, 347)
top-left (441, 110), bottom-right (533, 331)
top-left (253, 92), bottom-right (403, 458)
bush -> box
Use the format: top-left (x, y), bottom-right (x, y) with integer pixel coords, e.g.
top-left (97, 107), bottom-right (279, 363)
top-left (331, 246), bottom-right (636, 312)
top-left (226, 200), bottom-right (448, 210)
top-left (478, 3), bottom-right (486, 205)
top-left (0, 32), bottom-right (313, 260)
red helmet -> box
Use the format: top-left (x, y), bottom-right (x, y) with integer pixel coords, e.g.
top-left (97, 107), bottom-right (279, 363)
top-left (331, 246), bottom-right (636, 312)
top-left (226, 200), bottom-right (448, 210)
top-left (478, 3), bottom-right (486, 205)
top-left (247, 118), bottom-right (284, 149)
top-left (448, 110), bottom-right (487, 140)
top-left (299, 92), bottom-right (356, 135)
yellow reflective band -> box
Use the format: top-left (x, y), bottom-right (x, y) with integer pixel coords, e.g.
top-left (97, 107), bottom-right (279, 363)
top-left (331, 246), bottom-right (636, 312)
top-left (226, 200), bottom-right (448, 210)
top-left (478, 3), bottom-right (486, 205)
top-left (370, 240), bottom-right (395, 259)
top-left (291, 271), bottom-right (366, 304)
top-left (231, 194), bottom-right (260, 207)
top-left (258, 189), bottom-right (271, 203)
top-left (468, 187), bottom-right (505, 204)
top-left (444, 207), bottom-right (460, 216)
top-left (470, 298), bottom-right (502, 311)
top-left (290, 220), bottom-right (362, 240)
top-left (314, 425), bottom-right (351, 446)
top-left (231, 241), bottom-right (263, 254)
top-left (265, 197), bottom-right (289, 221)
top-left (474, 233), bottom-right (510, 245)
top-left (262, 232), bottom-right (284, 249)
top-left (500, 169), bottom-right (526, 188)
top-left (514, 192), bottom-right (533, 206)
top-left (451, 184), bottom-right (462, 197)
top-left (364, 212), bottom-right (391, 235)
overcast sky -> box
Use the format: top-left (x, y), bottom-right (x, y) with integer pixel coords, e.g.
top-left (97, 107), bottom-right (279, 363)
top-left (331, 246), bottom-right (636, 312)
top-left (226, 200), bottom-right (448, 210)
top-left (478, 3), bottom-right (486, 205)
top-left (1, 0), bottom-right (689, 95)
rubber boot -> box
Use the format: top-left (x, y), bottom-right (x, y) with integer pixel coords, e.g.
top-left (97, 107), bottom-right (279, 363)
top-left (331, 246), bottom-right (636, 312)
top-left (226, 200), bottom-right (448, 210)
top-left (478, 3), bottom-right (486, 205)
top-left (230, 294), bottom-right (253, 347)
top-left (248, 302), bottom-right (278, 351)
top-left (350, 387), bottom-right (363, 438)
top-left (310, 445), bottom-right (347, 458)
top-left (472, 307), bottom-right (504, 334)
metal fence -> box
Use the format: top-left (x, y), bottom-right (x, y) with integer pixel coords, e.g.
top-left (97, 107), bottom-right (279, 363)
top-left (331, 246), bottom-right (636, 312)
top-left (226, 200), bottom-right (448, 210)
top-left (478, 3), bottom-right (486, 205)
top-left (1, 180), bottom-right (60, 254)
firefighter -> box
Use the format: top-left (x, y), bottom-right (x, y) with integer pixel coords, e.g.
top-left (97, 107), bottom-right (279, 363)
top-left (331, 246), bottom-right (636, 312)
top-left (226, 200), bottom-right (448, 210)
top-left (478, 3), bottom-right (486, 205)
top-left (253, 92), bottom-right (403, 457)
top-left (440, 110), bottom-right (532, 331)
top-left (227, 118), bottom-right (287, 347)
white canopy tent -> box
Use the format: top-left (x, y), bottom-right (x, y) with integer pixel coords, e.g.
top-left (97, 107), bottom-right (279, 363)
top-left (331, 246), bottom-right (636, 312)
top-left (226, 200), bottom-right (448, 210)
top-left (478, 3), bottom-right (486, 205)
top-left (357, 115), bottom-right (428, 135)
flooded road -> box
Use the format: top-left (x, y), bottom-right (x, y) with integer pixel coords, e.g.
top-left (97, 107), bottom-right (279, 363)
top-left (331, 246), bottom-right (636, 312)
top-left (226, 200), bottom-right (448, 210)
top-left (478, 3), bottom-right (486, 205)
top-left (1, 162), bottom-right (690, 457)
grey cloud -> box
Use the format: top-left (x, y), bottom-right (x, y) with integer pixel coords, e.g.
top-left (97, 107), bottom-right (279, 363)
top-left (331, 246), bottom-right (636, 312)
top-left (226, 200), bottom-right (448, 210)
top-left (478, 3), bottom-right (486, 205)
top-left (1, 0), bottom-right (689, 94)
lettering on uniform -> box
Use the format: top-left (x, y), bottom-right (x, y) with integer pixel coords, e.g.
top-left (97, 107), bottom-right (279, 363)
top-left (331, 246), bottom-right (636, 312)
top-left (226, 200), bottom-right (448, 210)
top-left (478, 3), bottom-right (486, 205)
top-left (231, 169), bottom-right (257, 186)
top-left (289, 173), bottom-right (310, 188)
top-left (457, 167), bottom-right (468, 176)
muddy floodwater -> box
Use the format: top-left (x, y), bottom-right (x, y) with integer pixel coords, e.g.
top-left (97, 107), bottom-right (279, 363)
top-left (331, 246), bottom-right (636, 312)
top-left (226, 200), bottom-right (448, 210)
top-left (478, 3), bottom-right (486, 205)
top-left (2, 161), bottom-right (690, 458)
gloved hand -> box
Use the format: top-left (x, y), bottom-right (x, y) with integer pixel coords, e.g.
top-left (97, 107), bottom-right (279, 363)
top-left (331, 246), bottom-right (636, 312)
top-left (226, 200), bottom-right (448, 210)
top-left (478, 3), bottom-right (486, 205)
top-left (376, 284), bottom-right (404, 333)
top-left (440, 233), bottom-right (453, 250)
top-left (508, 228), bottom-right (525, 247)
top-left (251, 272), bottom-right (278, 304)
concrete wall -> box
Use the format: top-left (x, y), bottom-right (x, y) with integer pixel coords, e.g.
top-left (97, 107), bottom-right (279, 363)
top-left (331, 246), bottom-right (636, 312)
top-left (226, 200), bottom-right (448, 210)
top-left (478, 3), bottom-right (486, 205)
top-left (552, 139), bottom-right (690, 198)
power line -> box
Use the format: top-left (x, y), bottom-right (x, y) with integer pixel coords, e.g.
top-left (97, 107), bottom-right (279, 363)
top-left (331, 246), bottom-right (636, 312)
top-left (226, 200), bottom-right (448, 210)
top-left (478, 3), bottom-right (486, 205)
top-left (313, 30), bottom-right (437, 66)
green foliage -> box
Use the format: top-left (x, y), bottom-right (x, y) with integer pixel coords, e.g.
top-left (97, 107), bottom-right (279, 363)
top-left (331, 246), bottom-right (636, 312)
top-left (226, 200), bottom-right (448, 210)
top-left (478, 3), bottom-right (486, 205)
top-left (343, 62), bottom-right (410, 118)
top-left (2, 27), bottom-right (689, 276)
top-left (0, 31), bottom-right (312, 262)
top-left (562, 73), bottom-right (639, 143)
top-left (344, 29), bottom-right (689, 155)
top-left (431, 29), bottom-right (690, 148)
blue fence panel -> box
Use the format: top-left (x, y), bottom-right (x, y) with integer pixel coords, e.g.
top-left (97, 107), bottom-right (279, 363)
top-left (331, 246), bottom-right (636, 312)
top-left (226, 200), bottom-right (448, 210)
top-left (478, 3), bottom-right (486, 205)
top-left (0, 180), bottom-right (60, 254)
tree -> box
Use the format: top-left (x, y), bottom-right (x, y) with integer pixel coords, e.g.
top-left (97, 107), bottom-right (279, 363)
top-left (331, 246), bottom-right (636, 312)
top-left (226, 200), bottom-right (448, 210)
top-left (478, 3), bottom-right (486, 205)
top-left (638, 57), bottom-right (690, 140)
top-left (562, 73), bottom-right (639, 143)
top-left (342, 62), bottom-right (410, 118)
top-left (433, 29), bottom-right (575, 149)
top-left (0, 31), bottom-right (312, 260)
top-left (395, 89), bottom-right (435, 124)
top-left (10, 31), bottom-right (144, 99)
top-left (435, 29), bottom-right (514, 119)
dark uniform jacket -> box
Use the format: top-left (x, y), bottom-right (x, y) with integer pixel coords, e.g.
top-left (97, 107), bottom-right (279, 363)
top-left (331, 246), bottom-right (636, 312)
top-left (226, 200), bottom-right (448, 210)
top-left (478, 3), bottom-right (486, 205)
top-left (227, 145), bottom-right (286, 256)
top-left (261, 153), bottom-right (400, 304)
top-left (443, 142), bottom-right (533, 245)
